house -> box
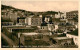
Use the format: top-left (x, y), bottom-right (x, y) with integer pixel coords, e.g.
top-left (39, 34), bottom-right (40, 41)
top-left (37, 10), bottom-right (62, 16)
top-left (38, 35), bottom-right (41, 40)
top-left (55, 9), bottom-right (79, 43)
top-left (59, 20), bottom-right (67, 26)
top-left (67, 19), bottom-right (75, 25)
top-left (1, 17), bottom-right (13, 26)
top-left (20, 32), bottom-right (44, 45)
top-left (40, 22), bottom-right (48, 30)
top-left (47, 23), bottom-right (54, 31)
top-left (51, 37), bottom-right (72, 46)
top-left (44, 16), bottom-right (50, 23)
top-left (60, 12), bottom-right (67, 21)
top-left (58, 25), bottom-right (66, 32)
top-left (54, 25), bottom-right (58, 31)
top-left (66, 11), bottom-right (78, 19)
top-left (39, 30), bottom-right (52, 35)
top-left (17, 17), bottom-right (27, 25)
top-left (61, 12), bottom-right (66, 18)
top-left (66, 25), bottom-right (76, 31)
top-left (2, 26), bottom-right (34, 33)
top-left (55, 11), bottom-right (63, 18)
top-left (66, 29), bottom-right (78, 46)
top-left (1, 22), bottom-right (13, 26)
top-left (27, 15), bottom-right (42, 26)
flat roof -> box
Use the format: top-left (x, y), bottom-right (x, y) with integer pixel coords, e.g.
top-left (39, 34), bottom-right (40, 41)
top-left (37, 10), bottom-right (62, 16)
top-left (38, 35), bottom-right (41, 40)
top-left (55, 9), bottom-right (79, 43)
top-left (22, 32), bottom-right (42, 36)
top-left (53, 37), bottom-right (70, 40)
top-left (2, 26), bottom-right (34, 29)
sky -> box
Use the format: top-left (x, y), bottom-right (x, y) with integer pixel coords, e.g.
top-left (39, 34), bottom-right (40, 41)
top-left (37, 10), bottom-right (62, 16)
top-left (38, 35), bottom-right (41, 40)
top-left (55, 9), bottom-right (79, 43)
top-left (1, 1), bottom-right (78, 12)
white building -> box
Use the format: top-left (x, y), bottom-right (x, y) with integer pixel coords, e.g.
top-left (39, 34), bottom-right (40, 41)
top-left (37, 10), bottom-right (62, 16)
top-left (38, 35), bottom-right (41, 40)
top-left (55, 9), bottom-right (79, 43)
top-left (55, 11), bottom-right (61, 18)
top-left (54, 25), bottom-right (58, 31)
top-left (47, 23), bottom-right (54, 31)
top-left (61, 12), bottom-right (66, 18)
top-left (27, 17), bottom-right (32, 25)
top-left (45, 17), bottom-right (50, 23)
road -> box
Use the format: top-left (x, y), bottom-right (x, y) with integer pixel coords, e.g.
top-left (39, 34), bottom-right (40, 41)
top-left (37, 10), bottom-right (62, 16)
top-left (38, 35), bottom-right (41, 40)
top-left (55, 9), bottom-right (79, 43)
top-left (1, 33), bottom-right (17, 48)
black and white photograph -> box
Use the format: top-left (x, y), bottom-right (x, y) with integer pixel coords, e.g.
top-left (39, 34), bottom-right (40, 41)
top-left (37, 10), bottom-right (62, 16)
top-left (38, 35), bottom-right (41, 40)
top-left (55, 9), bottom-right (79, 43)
top-left (1, 0), bottom-right (78, 48)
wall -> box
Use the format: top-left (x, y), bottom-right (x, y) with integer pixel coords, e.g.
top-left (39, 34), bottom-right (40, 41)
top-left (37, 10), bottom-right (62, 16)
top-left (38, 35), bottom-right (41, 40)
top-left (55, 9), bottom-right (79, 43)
top-left (66, 34), bottom-right (78, 46)
top-left (28, 17), bottom-right (31, 25)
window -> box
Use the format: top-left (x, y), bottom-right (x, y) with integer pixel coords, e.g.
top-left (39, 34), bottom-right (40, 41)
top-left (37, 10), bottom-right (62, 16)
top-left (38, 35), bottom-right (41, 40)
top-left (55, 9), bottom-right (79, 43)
top-left (41, 27), bottom-right (42, 29)
top-left (43, 27), bottom-right (44, 29)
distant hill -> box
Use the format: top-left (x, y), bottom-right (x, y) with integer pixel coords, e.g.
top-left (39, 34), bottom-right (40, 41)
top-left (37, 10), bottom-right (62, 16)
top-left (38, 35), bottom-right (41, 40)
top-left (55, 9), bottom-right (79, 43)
top-left (44, 11), bottom-right (58, 14)
top-left (1, 5), bottom-right (26, 12)
top-left (1, 4), bottom-right (34, 16)
top-left (1, 5), bottom-right (15, 10)
top-left (1, 4), bottom-right (62, 17)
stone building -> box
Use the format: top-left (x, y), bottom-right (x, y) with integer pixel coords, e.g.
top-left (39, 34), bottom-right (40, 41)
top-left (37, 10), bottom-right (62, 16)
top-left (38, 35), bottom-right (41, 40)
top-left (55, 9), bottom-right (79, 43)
top-left (66, 11), bottom-right (78, 19)
top-left (27, 15), bottom-right (42, 26)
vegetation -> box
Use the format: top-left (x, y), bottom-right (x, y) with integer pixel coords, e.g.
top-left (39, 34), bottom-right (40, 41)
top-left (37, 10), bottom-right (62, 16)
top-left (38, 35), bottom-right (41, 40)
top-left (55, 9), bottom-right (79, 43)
top-left (2, 28), bottom-right (12, 38)
top-left (68, 29), bottom-right (78, 36)
top-left (1, 5), bottom-right (15, 10)
top-left (1, 37), bottom-right (10, 48)
top-left (43, 11), bottom-right (58, 15)
top-left (58, 34), bottom-right (66, 37)
top-left (2, 28), bottom-right (18, 41)
top-left (1, 17), bottom-right (12, 22)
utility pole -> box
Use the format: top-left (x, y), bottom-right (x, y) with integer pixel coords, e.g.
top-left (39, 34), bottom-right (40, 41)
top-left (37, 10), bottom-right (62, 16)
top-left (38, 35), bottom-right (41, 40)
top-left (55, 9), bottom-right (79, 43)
top-left (18, 33), bottom-right (21, 48)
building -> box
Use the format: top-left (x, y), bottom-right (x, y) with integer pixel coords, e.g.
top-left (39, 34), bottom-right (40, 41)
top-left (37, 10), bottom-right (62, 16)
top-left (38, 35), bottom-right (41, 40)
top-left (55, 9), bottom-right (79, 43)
top-left (54, 25), bottom-right (58, 31)
top-left (66, 29), bottom-right (78, 46)
top-left (47, 23), bottom-right (54, 31)
top-left (51, 37), bottom-right (72, 46)
top-left (1, 22), bottom-right (13, 26)
top-left (67, 19), bottom-right (75, 25)
top-left (27, 15), bottom-right (42, 26)
top-left (58, 25), bottom-right (66, 32)
top-left (39, 30), bottom-right (52, 35)
top-left (17, 17), bottom-right (26, 25)
top-left (66, 25), bottom-right (76, 31)
top-left (45, 16), bottom-right (50, 23)
top-left (2, 26), bottom-right (34, 33)
top-left (40, 23), bottom-right (48, 30)
top-left (61, 12), bottom-right (66, 18)
top-left (55, 11), bottom-right (63, 18)
top-left (19, 32), bottom-right (43, 45)
top-left (1, 17), bottom-right (13, 26)
top-left (66, 11), bottom-right (78, 19)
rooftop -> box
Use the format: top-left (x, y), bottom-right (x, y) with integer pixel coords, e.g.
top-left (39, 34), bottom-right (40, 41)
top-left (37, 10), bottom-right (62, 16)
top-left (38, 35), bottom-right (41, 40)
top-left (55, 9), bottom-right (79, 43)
top-left (67, 10), bottom-right (78, 13)
top-left (22, 32), bottom-right (42, 36)
top-left (1, 17), bottom-right (12, 22)
top-left (2, 26), bottom-right (34, 29)
top-left (41, 22), bottom-right (47, 26)
top-left (53, 37), bottom-right (70, 40)
top-left (17, 17), bottom-right (26, 19)
top-left (32, 15), bottom-right (40, 18)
